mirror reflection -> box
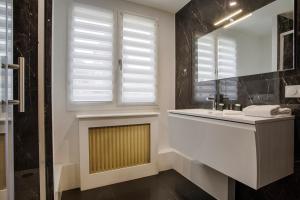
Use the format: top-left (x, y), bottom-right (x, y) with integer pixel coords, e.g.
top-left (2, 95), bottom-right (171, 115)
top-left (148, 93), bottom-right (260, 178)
top-left (194, 0), bottom-right (294, 82)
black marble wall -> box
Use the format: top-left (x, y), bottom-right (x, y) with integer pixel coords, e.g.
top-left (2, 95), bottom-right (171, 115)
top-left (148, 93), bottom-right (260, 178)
top-left (176, 0), bottom-right (300, 199)
top-left (13, 0), bottom-right (40, 199)
top-left (13, 0), bottom-right (54, 199)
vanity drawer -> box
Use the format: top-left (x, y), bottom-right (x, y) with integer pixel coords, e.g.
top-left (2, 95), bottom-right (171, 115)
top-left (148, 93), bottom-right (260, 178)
top-left (169, 113), bottom-right (294, 189)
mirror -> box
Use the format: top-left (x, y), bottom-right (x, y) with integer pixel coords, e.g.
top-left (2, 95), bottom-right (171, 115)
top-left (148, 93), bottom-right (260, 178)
top-left (194, 0), bottom-right (294, 82)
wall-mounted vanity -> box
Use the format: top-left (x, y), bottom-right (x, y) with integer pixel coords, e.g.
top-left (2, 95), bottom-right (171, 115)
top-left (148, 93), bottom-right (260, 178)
top-left (168, 109), bottom-right (294, 189)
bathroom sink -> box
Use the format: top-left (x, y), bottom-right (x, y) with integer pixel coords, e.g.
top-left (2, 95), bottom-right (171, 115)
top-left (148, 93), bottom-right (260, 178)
top-left (168, 109), bottom-right (242, 117)
top-left (222, 110), bottom-right (243, 115)
top-left (186, 109), bottom-right (243, 116)
top-left (206, 110), bottom-right (223, 115)
top-left (171, 109), bottom-right (222, 115)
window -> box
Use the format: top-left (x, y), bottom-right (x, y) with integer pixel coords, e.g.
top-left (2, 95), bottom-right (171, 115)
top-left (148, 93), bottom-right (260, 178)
top-left (194, 36), bottom-right (216, 101)
top-left (196, 35), bottom-right (216, 81)
top-left (120, 14), bottom-right (157, 104)
top-left (195, 36), bottom-right (237, 101)
top-left (69, 4), bottom-right (114, 102)
top-left (217, 38), bottom-right (237, 79)
top-left (217, 38), bottom-right (237, 100)
top-left (68, 4), bottom-right (158, 106)
top-left (196, 36), bottom-right (237, 81)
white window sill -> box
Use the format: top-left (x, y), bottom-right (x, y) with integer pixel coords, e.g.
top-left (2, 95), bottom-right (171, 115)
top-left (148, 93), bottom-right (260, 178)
top-left (67, 101), bottom-right (159, 112)
top-left (76, 112), bottom-right (160, 120)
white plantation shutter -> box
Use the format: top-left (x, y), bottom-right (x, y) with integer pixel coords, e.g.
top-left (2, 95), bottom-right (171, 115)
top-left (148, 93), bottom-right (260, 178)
top-left (217, 38), bottom-right (237, 79)
top-left (196, 36), bottom-right (216, 82)
top-left (195, 36), bottom-right (237, 101)
top-left (121, 14), bottom-right (157, 104)
top-left (194, 36), bottom-right (216, 101)
top-left (69, 4), bottom-right (114, 102)
top-left (217, 38), bottom-right (237, 100)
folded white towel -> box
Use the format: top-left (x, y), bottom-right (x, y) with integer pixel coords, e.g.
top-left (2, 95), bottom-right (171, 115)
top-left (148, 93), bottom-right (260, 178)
top-left (278, 108), bottom-right (292, 115)
top-left (243, 105), bottom-right (291, 118)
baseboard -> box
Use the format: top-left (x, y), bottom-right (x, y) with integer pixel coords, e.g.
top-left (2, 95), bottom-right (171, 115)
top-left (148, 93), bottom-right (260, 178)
top-left (157, 148), bottom-right (176, 171)
top-left (54, 164), bottom-right (62, 200)
top-left (57, 149), bottom-right (231, 200)
top-left (0, 189), bottom-right (7, 200)
top-left (56, 149), bottom-right (174, 193)
top-left (54, 190), bottom-right (61, 200)
top-left (54, 162), bottom-right (80, 200)
top-left (59, 163), bottom-right (80, 192)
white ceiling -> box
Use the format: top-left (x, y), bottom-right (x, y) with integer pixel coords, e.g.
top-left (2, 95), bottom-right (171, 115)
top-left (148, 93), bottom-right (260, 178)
top-left (125, 0), bottom-right (191, 13)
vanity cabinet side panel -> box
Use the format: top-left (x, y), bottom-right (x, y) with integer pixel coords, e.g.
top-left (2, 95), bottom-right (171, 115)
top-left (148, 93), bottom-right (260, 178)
top-left (255, 120), bottom-right (294, 188)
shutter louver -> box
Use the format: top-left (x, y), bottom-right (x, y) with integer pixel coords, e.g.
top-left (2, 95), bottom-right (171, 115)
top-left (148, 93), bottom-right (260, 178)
top-left (196, 36), bottom-right (216, 81)
top-left (194, 36), bottom-right (216, 101)
top-left (218, 38), bottom-right (237, 100)
top-left (121, 14), bottom-right (157, 104)
top-left (217, 38), bottom-right (237, 79)
top-left (194, 36), bottom-right (238, 101)
top-left (69, 4), bottom-right (114, 102)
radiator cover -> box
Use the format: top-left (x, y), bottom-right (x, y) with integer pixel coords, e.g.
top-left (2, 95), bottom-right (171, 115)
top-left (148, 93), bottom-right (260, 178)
top-left (88, 124), bottom-right (150, 174)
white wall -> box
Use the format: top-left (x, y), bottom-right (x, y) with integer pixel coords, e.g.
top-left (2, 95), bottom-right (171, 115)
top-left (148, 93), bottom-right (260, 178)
top-left (52, 0), bottom-right (175, 186)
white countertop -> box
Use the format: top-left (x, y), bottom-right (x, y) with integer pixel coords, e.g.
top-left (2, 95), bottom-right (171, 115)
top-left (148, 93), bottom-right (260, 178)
top-left (168, 109), bottom-right (294, 125)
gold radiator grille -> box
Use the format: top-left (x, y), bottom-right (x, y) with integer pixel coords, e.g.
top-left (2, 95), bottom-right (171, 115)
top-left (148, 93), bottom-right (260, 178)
top-left (0, 134), bottom-right (5, 190)
top-left (89, 124), bottom-right (150, 174)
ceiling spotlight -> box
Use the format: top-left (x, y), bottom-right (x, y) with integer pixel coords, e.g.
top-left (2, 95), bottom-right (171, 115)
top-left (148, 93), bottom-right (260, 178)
top-left (229, 1), bottom-right (238, 7)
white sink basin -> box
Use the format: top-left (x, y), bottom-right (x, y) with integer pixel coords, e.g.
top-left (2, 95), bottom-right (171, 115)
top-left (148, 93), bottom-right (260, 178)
top-left (222, 110), bottom-right (243, 115)
top-left (169, 109), bottom-right (242, 117)
top-left (179, 109), bottom-right (243, 116)
top-left (206, 110), bottom-right (223, 115)
top-left (172, 109), bottom-right (223, 115)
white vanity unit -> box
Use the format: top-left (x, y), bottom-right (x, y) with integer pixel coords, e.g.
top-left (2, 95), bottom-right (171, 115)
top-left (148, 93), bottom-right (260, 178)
top-left (168, 109), bottom-right (294, 189)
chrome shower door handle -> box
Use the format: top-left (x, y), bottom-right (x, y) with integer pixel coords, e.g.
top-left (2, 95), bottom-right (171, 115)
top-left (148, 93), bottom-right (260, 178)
top-left (18, 57), bottom-right (25, 112)
top-left (2, 57), bottom-right (25, 112)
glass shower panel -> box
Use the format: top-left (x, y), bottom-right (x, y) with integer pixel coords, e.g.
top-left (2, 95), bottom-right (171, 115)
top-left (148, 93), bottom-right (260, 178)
top-left (0, 0), bottom-right (14, 199)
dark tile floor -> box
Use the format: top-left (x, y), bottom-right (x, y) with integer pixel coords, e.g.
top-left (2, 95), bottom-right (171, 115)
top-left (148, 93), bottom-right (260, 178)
top-left (62, 170), bottom-right (216, 200)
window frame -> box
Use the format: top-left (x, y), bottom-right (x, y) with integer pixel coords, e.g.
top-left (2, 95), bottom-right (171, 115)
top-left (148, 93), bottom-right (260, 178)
top-left (117, 11), bottom-right (159, 107)
top-left (193, 34), bottom-right (238, 101)
top-left (196, 35), bottom-right (238, 82)
top-left (66, 2), bottom-right (117, 108)
top-left (66, 3), bottom-right (159, 111)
